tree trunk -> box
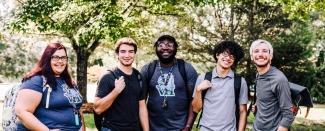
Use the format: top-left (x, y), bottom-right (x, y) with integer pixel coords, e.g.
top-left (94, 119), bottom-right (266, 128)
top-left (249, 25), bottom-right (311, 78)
top-left (246, 0), bottom-right (258, 86)
top-left (76, 49), bottom-right (89, 103)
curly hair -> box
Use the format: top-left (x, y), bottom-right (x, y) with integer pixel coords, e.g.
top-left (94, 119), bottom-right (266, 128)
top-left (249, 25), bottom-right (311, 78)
top-left (212, 40), bottom-right (244, 67)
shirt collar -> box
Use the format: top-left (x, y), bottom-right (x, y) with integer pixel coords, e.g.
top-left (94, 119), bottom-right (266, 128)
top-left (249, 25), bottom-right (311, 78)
top-left (212, 67), bottom-right (234, 79)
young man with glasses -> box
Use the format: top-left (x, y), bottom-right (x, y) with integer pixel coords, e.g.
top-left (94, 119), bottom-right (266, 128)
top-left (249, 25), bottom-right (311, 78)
top-left (94, 37), bottom-right (149, 131)
top-left (140, 35), bottom-right (198, 131)
top-left (192, 41), bottom-right (248, 131)
top-left (250, 39), bottom-right (294, 131)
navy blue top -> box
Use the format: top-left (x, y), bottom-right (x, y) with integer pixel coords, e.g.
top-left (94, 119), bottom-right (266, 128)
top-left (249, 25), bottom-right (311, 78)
top-left (141, 61), bottom-right (198, 131)
top-left (17, 75), bottom-right (83, 131)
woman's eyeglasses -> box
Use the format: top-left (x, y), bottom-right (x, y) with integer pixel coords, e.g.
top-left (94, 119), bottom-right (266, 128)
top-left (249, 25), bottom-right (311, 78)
top-left (51, 56), bottom-right (68, 61)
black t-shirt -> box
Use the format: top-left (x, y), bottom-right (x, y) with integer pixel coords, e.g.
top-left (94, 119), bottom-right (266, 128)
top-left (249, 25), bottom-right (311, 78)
top-left (96, 68), bottom-right (145, 130)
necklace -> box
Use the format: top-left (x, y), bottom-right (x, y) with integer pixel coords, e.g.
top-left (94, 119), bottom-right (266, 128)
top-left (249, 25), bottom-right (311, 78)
top-left (158, 62), bottom-right (174, 110)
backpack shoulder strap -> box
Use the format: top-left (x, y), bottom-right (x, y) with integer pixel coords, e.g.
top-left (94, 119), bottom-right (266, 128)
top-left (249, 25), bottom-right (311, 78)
top-left (146, 60), bottom-right (157, 85)
top-left (234, 74), bottom-right (241, 129)
top-left (177, 59), bottom-right (191, 99)
top-left (107, 69), bottom-right (117, 79)
top-left (202, 71), bottom-right (212, 100)
top-left (133, 68), bottom-right (143, 89)
top-left (177, 59), bottom-right (187, 83)
top-left (196, 71), bottom-right (212, 128)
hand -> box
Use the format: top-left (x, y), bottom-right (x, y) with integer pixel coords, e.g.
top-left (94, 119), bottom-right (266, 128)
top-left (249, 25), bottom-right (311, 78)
top-left (181, 126), bottom-right (190, 131)
top-left (277, 126), bottom-right (288, 131)
top-left (197, 80), bottom-right (212, 91)
top-left (114, 76), bottom-right (126, 93)
top-left (252, 104), bottom-right (256, 114)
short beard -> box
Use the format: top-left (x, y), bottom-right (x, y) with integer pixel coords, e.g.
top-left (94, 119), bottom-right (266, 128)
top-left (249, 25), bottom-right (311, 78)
top-left (255, 59), bottom-right (271, 68)
top-left (156, 51), bottom-right (176, 64)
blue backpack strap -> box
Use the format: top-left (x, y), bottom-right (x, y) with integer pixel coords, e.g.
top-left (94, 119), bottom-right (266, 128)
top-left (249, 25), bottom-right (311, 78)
top-left (234, 74), bottom-right (241, 129)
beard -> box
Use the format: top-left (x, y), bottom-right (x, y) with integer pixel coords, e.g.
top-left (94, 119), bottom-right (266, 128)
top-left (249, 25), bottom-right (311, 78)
top-left (156, 50), bottom-right (177, 64)
top-left (254, 59), bottom-right (271, 68)
top-left (119, 58), bottom-right (133, 67)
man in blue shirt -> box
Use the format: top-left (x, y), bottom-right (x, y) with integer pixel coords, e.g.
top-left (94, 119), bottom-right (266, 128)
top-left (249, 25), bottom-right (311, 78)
top-left (141, 35), bottom-right (198, 131)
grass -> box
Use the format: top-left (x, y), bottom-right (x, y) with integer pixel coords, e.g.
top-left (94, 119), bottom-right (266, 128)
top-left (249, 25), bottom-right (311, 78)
top-left (83, 113), bottom-right (96, 129)
top-left (84, 113), bottom-right (325, 131)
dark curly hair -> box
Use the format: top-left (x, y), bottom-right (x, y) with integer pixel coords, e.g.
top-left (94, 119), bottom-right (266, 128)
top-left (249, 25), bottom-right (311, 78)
top-left (212, 40), bottom-right (244, 67)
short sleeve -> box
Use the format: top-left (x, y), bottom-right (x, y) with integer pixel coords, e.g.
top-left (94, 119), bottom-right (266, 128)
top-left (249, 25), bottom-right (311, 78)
top-left (95, 72), bottom-right (115, 98)
top-left (239, 77), bottom-right (249, 104)
top-left (20, 75), bottom-right (44, 93)
top-left (185, 62), bottom-right (198, 95)
top-left (140, 64), bottom-right (149, 99)
top-left (192, 74), bottom-right (205, 97)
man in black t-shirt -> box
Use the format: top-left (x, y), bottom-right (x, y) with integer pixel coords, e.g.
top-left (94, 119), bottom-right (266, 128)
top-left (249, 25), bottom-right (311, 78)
top-left (94, 37), bottom-right (149, 131)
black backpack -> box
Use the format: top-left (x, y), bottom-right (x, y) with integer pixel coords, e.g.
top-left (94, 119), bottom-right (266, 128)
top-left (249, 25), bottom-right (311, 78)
top-left (196, 71), bottom-right (242, 129)
top-left (248, 82), bottom-right (313, 117)
top-left (94, 68), bottom-right (143, 131)
top-left (146, 59), bottom-right (192, 100)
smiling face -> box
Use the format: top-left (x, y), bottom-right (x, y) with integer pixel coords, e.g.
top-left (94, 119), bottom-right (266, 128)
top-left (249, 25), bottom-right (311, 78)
top-left (216, 51), bottom-right (235, 70)
top-left (251, 43), bottom-right (273, 67)
top-left (50, 49), bottom-right (68, 77)
top-left (117, 44), bottom-right (135, 67)
top-left (156, 39), bottom-right (176, 64)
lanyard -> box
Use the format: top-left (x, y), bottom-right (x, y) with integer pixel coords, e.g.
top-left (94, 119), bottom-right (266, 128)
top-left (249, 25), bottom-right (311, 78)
top-left (158, 62), bottom-right (174, 110)
top-left (158, 62), bottom-right (174, 86)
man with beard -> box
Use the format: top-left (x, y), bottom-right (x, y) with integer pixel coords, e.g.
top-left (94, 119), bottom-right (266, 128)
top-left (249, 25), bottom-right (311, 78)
top-left (94, 37), bottom-right (149, 131)
top-left (141, 35), bottom-right (198, 131)
top-left (192, 41), bottom-right (248, 131)
top-left (250, 39), bottom-right (294, 131)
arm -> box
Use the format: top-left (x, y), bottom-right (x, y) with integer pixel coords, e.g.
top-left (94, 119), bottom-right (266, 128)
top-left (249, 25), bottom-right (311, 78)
top-left (139, 100), bottom-right (149, 131)
top-left (191, 87), bottom-right (203, 113)
top-left (276, 79), bottom-right (294, 130)
top-left (182, 102), bottom-right (196, 131)
top-left (94, 76), bottom-right (125, 114)
top-left (238, 78), bottom-right (249, 131)
top-left (238, 104), bottom-right (247, 131)
top-left (15, 89), bottom-right (49, 131)
top-left (192, 80), bottom-right (212, 113)
top-left (79, 106), bottom-right (86, 131)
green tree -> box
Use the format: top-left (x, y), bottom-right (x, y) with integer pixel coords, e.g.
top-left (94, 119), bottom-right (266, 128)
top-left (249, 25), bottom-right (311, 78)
top-left (172, 0), bottom-right (294, 85)
top-left (9, 0), bottom-right (186, 102)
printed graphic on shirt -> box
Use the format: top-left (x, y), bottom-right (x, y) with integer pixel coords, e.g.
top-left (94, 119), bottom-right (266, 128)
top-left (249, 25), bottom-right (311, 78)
top-left (155, 74), bottom-right (175, 96)
top-left (62, 84), bottom-right (83, 104)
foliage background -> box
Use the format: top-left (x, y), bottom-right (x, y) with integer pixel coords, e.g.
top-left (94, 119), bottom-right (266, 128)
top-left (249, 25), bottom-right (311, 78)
top-left (0, 0), bottom-right (324, 103)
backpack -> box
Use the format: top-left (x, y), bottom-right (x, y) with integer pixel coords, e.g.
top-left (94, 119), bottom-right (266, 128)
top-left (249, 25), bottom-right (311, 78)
top-left (2, 76), bottom-right (50, 131)
top-left (248, 82), bottom-right (313, 117)
top-left (196, 72), bottom-right (242, 129)
top-left (94, 68), bottom-right (143, 131)
top-left (146, 59), bottom-right (192, 100)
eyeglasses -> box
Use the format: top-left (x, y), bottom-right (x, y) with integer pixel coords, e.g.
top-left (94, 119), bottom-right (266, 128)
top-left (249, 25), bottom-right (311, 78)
top-left (51, 55), bottom-right (68, 61)
top-left (157, 41), bottom-right (174, 48)
top-left (221, 52), bottom-right (234, 60)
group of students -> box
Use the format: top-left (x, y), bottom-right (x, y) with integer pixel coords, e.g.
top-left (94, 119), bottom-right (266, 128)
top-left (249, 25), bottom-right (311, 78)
top-left (14, 34), bottom-right (294, 131)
